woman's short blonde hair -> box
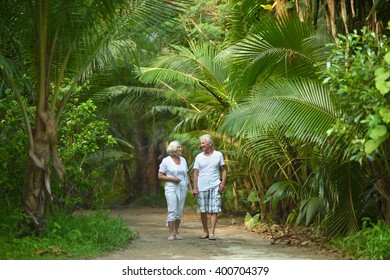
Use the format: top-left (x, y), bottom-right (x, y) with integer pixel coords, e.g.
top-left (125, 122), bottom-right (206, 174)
top-left (166, 141), bottom-right (181, 155)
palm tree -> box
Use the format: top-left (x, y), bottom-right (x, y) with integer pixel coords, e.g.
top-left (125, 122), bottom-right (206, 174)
top-left (218, 13), bottom-right (388, 235)
top-left (221, 76), bottom-right (369, 236)
top-left (0, 0), bottom-right (190, 231)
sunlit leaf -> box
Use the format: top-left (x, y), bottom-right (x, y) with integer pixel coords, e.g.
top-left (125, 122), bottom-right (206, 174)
top-left (365, 139), bottom-right (380, 154)
top-left (260, 4), bottom-right (274, 11)
top-left (369, 125), bottom-right (387, 140)
top-left (385, 52), bottom-right (390, 64)
top-left (379, 107), bottom-right (390, 123)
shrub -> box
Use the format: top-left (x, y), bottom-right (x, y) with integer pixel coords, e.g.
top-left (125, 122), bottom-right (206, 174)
top-left (0, 205), bottom-right (135, 259)
top-left (333, 218), bottom-right (390, 260)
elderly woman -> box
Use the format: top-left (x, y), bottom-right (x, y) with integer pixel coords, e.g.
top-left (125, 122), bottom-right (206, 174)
top-left (158, 141), bottom-right (193, 240)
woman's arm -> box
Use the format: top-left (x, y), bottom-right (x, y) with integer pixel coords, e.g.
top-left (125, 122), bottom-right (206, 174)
top-left (158, 172), bottom-right (180, 184)
top-left (193, 169), bottom-right (199, 196)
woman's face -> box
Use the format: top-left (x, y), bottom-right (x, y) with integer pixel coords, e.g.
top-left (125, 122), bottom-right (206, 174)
top-left (175, 145), bottom-right (183, 155)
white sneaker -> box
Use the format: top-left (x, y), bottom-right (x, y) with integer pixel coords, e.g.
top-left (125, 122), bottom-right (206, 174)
top-left (167, 235), bottom-right (175, 241)
top-left (175, 235), bottom-right (183, 240)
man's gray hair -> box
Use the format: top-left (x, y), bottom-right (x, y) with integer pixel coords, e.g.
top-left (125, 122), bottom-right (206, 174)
top-left (200, 134), bottom-right (213, 143)
top-left (166, 141), bottom-right (181, 155)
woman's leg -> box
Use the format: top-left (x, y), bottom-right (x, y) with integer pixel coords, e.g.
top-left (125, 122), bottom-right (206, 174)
top-left (165, 188), bottom-right (177, 240)
top-left (174, 188), bottom-right (187, 239)
top-left (167, 221), bottom-right (175, 238)
top-left (174, 219), bottom-right (181, 236)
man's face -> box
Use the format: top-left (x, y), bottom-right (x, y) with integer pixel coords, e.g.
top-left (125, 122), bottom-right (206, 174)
top-left (200, 140), bottom-right (212, 151)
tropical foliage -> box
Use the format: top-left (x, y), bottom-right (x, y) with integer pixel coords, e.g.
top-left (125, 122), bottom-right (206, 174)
top-left (0, 0), bottom-right (190, 231)
top-left (333, 218), bottom-right (390, 260)
top-left (138, 1), bottom-right (389, 238)
top-left (1, 0), bottom-right (390, 260)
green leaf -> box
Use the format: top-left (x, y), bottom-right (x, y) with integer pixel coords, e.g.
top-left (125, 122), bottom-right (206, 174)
top-left (263, 181), bottom-right (288, 209)
top-left (244, 212), bottom-right (260, 228)
top-left (385, 52), bottom-right (390, 65)
top-left (375, 67), bottom-right (390, 95)
top-left (369, 125), bottom-right (387, 140)
top-left (376, 80), bottom-right (390, 95)
top-left (285, 2), bottom-right (295, 9)
top-left (306, 197), bottom-right (319, 225)
top-left (365, 139), bottom-right (380, 154)
top-left (375, 67), bottom-right (389, 81)
top-left (248, 191), bottom-right (261, 203)
top-left (379, 108), bottom-right (390, 123)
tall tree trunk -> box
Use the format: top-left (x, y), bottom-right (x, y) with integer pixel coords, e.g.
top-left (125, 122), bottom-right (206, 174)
top-left (325, 0), bottom-right (337, 39)
top-left (253, 171), bottom-right (267, 222)
top-left (146, 141), bottom-right (159, 195)
top-left (24, 0), bottom-right (65, 231)
top-left (25, 115), bottom-right (51, 230)
top-left (123, 164), bottom-right (135, 202)
top-left (146, 126), bottom-right (160, 195)
top-left (133, 125), bottom-right (146, 195)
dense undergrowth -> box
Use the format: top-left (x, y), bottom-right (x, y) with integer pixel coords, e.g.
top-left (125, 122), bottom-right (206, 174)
top-left (244, 212), bottom-right (390, 260)
top-left (332, 219), bottom-right (390, 260)
top-left (0, 202), bottom-right (136, 260)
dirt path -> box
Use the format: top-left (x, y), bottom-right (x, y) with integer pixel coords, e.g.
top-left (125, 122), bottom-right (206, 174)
top-left (96, 207), bottom-right (339, 260)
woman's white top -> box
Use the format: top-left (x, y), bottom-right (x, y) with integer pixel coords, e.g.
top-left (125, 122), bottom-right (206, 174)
top-left (159, 156), bottom-right (189, 190)
top-left (193, 150), bottom-right (225, 191)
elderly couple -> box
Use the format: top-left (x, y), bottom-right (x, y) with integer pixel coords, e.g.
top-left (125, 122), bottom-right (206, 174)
top-left (158, 134), bottom-right (227, 241)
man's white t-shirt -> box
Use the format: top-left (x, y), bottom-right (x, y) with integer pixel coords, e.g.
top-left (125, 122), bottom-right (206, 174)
top-left (193, 150), bottom-right (225, 191)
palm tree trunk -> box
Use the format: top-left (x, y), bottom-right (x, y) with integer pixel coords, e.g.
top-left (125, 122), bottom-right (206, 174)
top-left (24, 0), bottom-right (59, 231)
top-left (25, 121), bottom-right (51, 230)
top-left (253, 171), bottom-right (267, 221)
top-left (325, 0), bottom-right (337, 39)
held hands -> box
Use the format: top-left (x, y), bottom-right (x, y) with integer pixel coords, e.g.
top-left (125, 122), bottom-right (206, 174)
top-left (191, 187), bottom-right (198, 197)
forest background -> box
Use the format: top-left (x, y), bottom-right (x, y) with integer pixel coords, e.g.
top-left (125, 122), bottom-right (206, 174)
top-left (1, 0), bottom-right (390, 260)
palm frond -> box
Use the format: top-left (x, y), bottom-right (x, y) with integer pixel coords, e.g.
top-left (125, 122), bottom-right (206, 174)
top-left (222, 78), bottom-right (338, 144)
top-left (85, 148), bottom-right (134, 169)
top-left (217, 15), bottom-right (325, 89)
top-left (223, 0), bottom-right (270, 44)
top-left (139, 67), bottom-right (201, 85)
top-left (139, 42), bottom-right (235, 110)
top-left (320, 160), bottom-right (367, 237)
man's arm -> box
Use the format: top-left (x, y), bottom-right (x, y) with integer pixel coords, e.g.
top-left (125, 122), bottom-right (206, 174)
top-left (219, 165), bottom-right (227, 192)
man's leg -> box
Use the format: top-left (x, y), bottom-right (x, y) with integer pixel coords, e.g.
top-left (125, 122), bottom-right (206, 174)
top-left (210, 213), bottom-right (218, 235)
top-left (208, 187), bottom-right (221, 240)
top-left (200, 212), bottom-right (209, 236)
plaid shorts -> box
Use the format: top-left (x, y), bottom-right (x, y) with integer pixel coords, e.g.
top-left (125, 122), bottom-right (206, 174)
top-left (198, 187), bottom-right (221, 213)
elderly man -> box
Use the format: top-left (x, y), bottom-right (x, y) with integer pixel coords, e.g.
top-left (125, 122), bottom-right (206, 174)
top-left (193, 134), bottom-right (227, 240)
